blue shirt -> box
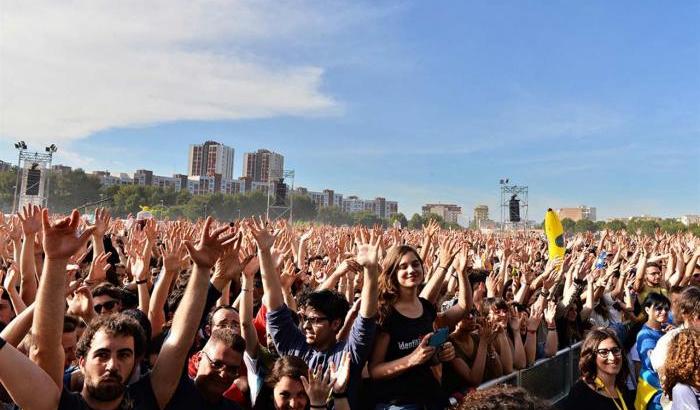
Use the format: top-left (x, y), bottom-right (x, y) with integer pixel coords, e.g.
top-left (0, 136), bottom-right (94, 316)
top-left (637, 324), bottom-right (664, 409)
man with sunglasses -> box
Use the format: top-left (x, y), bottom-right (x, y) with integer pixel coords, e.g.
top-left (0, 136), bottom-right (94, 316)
top-left (635, 292), bottom-right (671, 410)
top-left (92, 283), bottom-right (123, 316)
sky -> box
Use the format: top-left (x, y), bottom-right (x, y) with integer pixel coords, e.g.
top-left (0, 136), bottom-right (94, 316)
top-left (1, 1), bottom-right (698, 223)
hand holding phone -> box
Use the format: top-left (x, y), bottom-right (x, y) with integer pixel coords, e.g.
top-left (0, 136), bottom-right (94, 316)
top-left (428, 327), bottom-right (449, 347)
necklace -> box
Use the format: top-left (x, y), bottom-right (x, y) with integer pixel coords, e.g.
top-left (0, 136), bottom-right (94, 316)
top-left (594, 377), bottom-right (628, 410)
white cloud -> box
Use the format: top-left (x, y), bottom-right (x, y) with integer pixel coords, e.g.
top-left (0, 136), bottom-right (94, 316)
top-left (0, 1), bottom-right (387, 142)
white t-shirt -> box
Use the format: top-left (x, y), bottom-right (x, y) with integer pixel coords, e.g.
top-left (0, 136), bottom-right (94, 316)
top-left (650, 325), bottom-right (684, 374)
top-left (671, 384), bottom-right (700, 410)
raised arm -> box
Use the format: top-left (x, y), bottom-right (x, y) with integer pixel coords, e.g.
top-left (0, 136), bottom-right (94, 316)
top-left (90, 208), bottom-right (110, 265)
top-left (248, 218), bottom-right (283, 311)
top-left (0, 338), bottom-right (61, 409)
top-left (18, 204), bottom-right (42, 305)
top-left (149, 236), bottom-right (187, 337)
top-left (420, 236), bottom-right (458, 304)
top-left (150, 217), bottom-right (236, 409)
top-left (240, 262), bottom-right (259, 357)
top-left (355, 229), bottom-right (380, 318)
top-left (33, 209), bottom-right (95, 389)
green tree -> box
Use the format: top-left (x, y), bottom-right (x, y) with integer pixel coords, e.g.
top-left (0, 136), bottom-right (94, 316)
top-left (408, 213), bottom-right (425, 229)
top-left (0, 169), bottom-right (18, 212)
top-left (561, 218), bottom-right (576, 233)
top-left (390, 212), bottom-right (408, 229)
top-left (316, 206), bottom-right (353, 226)
top-left (626, 218), bottom-right (660, 236)
top-left (658, 218), bottom-right (687, 234)
top-left (352, 211), bottom-right (384, 227)
top-left (48, 169), bottom-right (102, 213)
top-left (574, 219), bottom-right (597, 233)
top-left (605, 220), bottom-right (627, 232)
top-left (289, 194), bottom-right (317, 221)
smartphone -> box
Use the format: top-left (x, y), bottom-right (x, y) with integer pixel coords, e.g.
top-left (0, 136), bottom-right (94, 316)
top-left (428, 327), bottom-right (449, 347)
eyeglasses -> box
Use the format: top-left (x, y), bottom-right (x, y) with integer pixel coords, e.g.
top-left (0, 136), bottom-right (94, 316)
top-left (596, 347), bottom-right (622, 358)
top-left (300, 315), bottom-right (329, 326)
top-left (653, 306), bottom-right (669, 312)
top-left (94, 300), bottom-right (118, 314)
top-left (201, 351), bottom-right (238, 375)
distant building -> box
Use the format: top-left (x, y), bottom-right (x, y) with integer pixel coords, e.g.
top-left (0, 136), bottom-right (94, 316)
top-left (242, 149), bottom-right (284, 183)
top-left (681, 215), bottom-right (700, 226)
top-left (473, 205), bottom-right (489, 226)
top-left (92, 171), bottom-right (133, 187)
top-left (51, 164), bottom-right (72, 174)
top-left (557, 205), bottom-right (596, 222)
top-left (422, 203), bottom-right (462, 225)
top-left (342, 196), bottom-right (397, 219)
top-left (188, 141), bottom-right (235, 180)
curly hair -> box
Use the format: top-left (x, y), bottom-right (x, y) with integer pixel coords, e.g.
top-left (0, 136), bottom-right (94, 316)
top-left (76, 313), bottom-right (146, 359)
top-left (578, 327), bottom-right (628, 389)
top-left (459, 385), bottom-right (550, 410)
top-left (662, 329), bottom-right (700, 400)
top-left (377, 245), bottom-right (424, 325)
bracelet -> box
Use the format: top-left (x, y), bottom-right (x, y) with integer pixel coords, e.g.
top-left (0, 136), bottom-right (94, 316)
top-left (135, 279), bottom-right (148, 285)
top-left (332, 391), bottom-right (348, 399)
top-left (309, 404), bottom-right (327, 409)
top-left (439, 265), bottom-right (449, 270)
top-left (548, 327), bottom-right (557, 331)
top-left (0, 336), bottom-right (6, 351)
top-left (241, 288), bottom-right (253, 292)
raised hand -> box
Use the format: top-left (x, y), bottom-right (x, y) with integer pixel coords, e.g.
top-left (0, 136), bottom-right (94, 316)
top-left (301, 365), bottom-right (334, 408)
top-left (355, 228), bottom-right (380, 269)
top-left (42, 209), bottom-right (96, 260)
top-left (437, 236), bottom-right (459, 269)
top-left (247, 217), bottom-right (277, 252)
top-left (92, 208), bottom-right (111, 237)
top-left (544, 300), bottom-right (557, 328)
top-left (329, 350), bottom-right (352, 394)
top-left (87, 251), bottom-right (112, 283)
top-left (18, 204), bottom-right (42, 236)
top-left (279, 259), bottom-right (300, 290)
top-left (184, 217), bottom-right (237, 269)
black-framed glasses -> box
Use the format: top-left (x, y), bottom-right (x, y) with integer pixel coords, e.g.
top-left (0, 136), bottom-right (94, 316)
top-left (300, 315), bottom-right (329, 326)
top-left (596, 347), bottom-right (622, 358)
top-left (653, 305), bottom-right (669, 312)
top-left (201, 351), bottom-right (238, 375)
top-left (94, 300), bottom-right (118, 313)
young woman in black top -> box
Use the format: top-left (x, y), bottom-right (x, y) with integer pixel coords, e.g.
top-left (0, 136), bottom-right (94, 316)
top-left (566, 328), bottom-right (634, 410)
top-left (369, 236), bottom-right (472, 410)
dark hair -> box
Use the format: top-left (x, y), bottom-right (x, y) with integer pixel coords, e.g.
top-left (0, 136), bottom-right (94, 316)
top-left (208, 328), bottom-right (245, 354)
top-left (304, 289), bottom-right (349, 325)
top-left (207, 305), bottom-right (239, 327)
top-left (378, 245), bottom-right (424, 324)
top-left (578, 327), bottom-right (628, 389)
top-left (63, 315), bottom-right (79, 333)
top-left (91, 282), bottom-right (122, 301)
top-left (677, 286), bottom-right (700, 321)
top-left (643, 292), bottom-right (670, 309)
top-left (122, 309), bottom-right (152, 344)
top-left (458, 385), bottom-right (550, 410)
top-left (76, 314), bottom-right (146, 359)
top-left (265, 356), bottom-right (308, 388)
top-left (483, 297), bottom-right (509, 314)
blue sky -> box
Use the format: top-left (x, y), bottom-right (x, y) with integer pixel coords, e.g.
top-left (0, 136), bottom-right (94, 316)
top-left (1, 1), bottom-right (698, 222)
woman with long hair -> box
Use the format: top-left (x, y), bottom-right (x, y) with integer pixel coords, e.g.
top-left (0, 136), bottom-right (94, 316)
top-left (566, 327), bottom-right (633, 410)
top-left (369, 237), bottom-right (472, 410)
top-left (661, 329), bottom-right (700, 409)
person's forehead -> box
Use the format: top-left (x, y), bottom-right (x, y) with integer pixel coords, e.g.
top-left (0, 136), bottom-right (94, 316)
top-left (205, 343), bottom-right (242, 364)
top-left (276, 376), bottom-right (305, 392)
top-left (303, 306), bottom-right (325, 317)
top-left (62, 331), bottom-right (77, 344)
top-left (645, 267), bottom-right (661, 273)
top-left (399, 252), bottom-right (419, 264)
top-left (597, 337), bottom-right (618, 349)
top-left (213, 308), bottom-right (239, 322)
top-left (90, 329), bottom-right (134, 352)
top-left (93, 295), bottom-right (118, 303)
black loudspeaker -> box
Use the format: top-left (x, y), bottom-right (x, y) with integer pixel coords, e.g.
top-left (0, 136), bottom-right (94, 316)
top-left (509, 198), bottom-right (520, 222)
top-left (26, 169), bottom-right (41, 195)
top-left (274, 179), bottom-right (287, 206)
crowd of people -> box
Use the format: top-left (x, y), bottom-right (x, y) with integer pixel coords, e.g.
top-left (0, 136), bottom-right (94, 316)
top-left (0, 205), bottom-right (698, 410)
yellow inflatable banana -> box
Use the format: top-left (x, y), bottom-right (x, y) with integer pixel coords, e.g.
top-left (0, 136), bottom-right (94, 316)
top-left (545, 209), bottom-right (565, 261)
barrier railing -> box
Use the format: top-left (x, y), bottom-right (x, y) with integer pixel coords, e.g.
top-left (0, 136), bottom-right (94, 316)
top-left (477, 342), bottom-right (583, 405)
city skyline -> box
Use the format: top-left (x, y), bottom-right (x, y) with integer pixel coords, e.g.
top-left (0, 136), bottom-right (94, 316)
top-left (1, 2), bottom-right (698, 221)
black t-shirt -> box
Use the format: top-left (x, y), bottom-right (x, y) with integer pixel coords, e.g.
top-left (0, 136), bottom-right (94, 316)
top-left (57, 373), bottom-right (158, 410)
top-left (164, 371), bottom-right (242, 410)
top-left (374, 297), bottom-right (447, 407)
top-left (565, 379), bottom-right (634, 410)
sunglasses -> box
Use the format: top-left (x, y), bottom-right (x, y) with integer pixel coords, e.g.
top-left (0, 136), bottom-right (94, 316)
top-left (596, 347), bottom-right (622, 358)
top-left (94, 300), bottom-right (118, 314)
top-left (653, 305), bottom-right (669, 313)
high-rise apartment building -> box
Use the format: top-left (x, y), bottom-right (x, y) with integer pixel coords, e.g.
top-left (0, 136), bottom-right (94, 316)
top-left (473, 205), bottom-right (489, 225)
top-left (422, 203), bottom-right (463, 225)
top-left (188, 141), bottom-right (235, 180)
top-left (242, 149), bottom-right (284, 183)
top-left (557, 205), bottom-right (597, 222)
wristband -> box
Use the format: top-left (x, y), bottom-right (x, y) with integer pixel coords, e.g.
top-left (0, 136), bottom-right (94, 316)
top-left (548, 327), bottom-right (557, 331)
top-left (310, 404), bottom-right (327, 409)
top-left (135, 279), bottom-right (148, 285)
top-left (0, 336), bottom-right (6, 351)
top-left (332, 391), bottom-right (348, 399)
top-left (241, 288), bottom-right (253, 292)
top-left (439, 265), bottom-right (449, 271)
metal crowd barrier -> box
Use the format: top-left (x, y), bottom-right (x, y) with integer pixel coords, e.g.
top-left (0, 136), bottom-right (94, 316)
top-left (477, 342), bottom-right (583, 405)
